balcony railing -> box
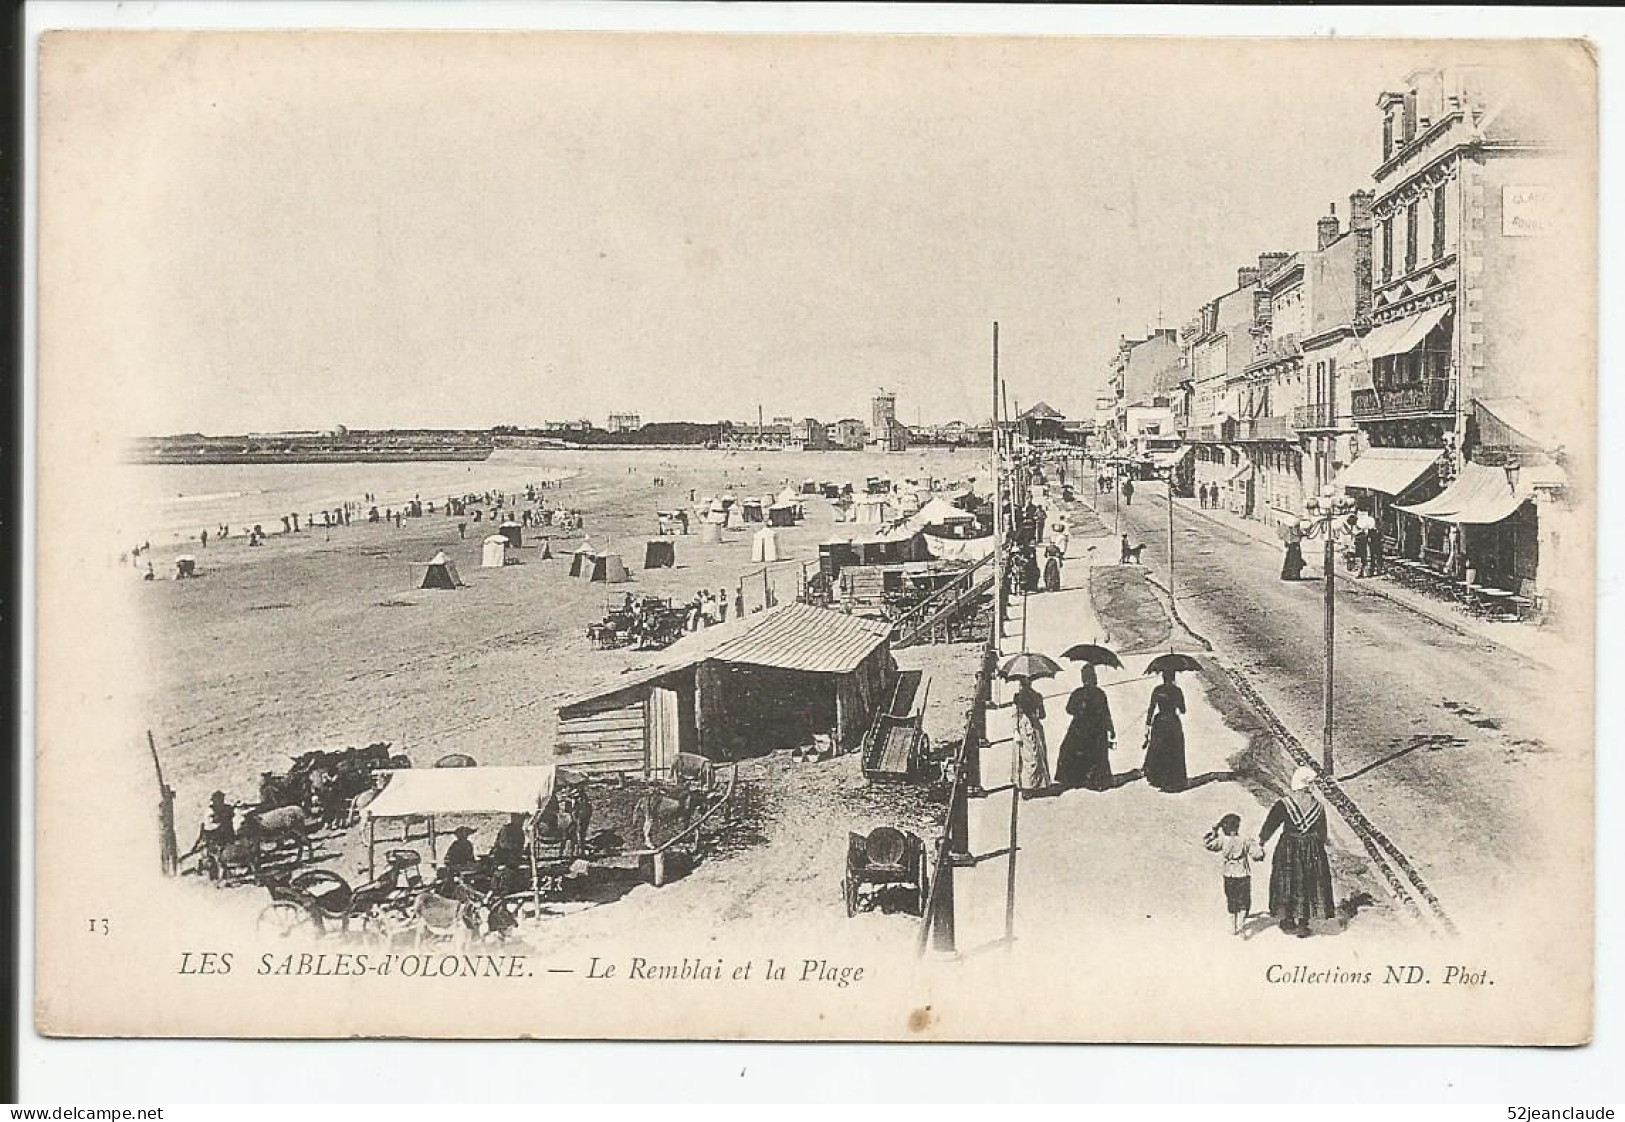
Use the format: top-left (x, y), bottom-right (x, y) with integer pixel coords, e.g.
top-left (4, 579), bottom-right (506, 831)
top-left (1225, 416), bottom-right (1296, 442)
top-left (1352, 378), bottom-right (1454, 420)
top-left (1293, 402), bottom-right (1340, 430)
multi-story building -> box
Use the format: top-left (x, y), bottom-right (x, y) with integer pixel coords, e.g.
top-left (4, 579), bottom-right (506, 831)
top-left (1297, 191), bottom-right (1376, 498)
top-left (1341, 62), bottom-right (1585, 603)
top-left (1186, 255), bottom-right (1285, 515)
top-left (607, 412), bottom-right (641, 434)
top-left (791, 418), bottom-right (830, 451)
top-left (718, 421), bottom-right (796, 451)
top-left (830, 418), bottom-right (868, 450)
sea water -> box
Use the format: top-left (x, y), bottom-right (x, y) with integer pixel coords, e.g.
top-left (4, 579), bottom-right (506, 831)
top-left (117, 450), bottom-right (585, 550)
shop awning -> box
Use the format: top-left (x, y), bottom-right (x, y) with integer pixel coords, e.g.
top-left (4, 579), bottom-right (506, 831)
top-left (1474, 397), bottom-right (1557, 453)
top-left (1148, 446), bottom-right (1193, 469)
top-left (1397, 461), bottom-right (1530, 525)
top-left (1360, 306), bottom-right (1451, 360)
top-left (1333, 446), bottom-right (1442, 496)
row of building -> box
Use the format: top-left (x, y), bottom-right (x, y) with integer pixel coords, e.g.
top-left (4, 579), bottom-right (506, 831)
top-left (1098, 62), bottom-right (1587, 608)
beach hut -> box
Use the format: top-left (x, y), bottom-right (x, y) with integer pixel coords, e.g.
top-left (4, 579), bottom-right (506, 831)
top-left (499, 520), bottom-right (523, 549)
top-left (555, 603), bottom-right (895, 771)
top-left (751, 527), bottom-right (781, 563)
top-left (741, 499), bottom-right (765, 523)
top-left (801, 479), bottom-right (819, 495)
top-left (644, 540), bottom-right (676, 569)
top-left (819, 536), bottom-right (860, 580)
top-left (569, 544), bottom-right (596, 578)
top-left (587, 553), bottom-right (630, 583)
top-left (418, 551), bottom-right (465, 590)
top-left (726, 504), bottom-right (748, 531)
top-left (852, 496), bottom-right (891, 525)
top-left (481, 535), bottom-right (509, 568)
top-left (767, 503), bottom-right (797, 527)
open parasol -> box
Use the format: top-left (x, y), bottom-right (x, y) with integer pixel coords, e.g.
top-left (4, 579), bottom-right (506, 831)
top-left (1060, 643), bottom-right (1122, 668)
top-left (998, 652), bottom-right (1062, 681)
top-left (1144, 652), bottom-right (1202, 674)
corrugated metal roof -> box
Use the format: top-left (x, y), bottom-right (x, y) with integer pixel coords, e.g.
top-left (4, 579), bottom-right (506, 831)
top-left (708, 602), bottom-right (890, 673)
top-left (557, 604), bottom-right (890, 713)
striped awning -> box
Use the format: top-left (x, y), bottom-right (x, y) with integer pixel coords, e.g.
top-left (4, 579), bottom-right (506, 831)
top-left (1333, 446), bottom-right (1442, 496)
top-left (1397, 462), bottom-right (1530, 525)
top-left (1361, 306), bottom-right (1451, 360)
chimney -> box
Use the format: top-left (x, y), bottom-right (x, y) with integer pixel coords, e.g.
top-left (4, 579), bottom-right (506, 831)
top-left (1317, 202), bottom-right (1341, 250)
top-left (1257, 251), bottom-right (1291, 277)
top-left (1237, 266), bottom-right (1261, 289)
top-left (1348, 189), bottom-right (1374, 232)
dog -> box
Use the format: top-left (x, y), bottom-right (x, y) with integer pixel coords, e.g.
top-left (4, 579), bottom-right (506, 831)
top-left (1120, 535), bottom-right (1146, 565)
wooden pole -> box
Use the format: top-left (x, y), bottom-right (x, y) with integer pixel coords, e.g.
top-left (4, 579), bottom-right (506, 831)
top-left (148, 731), bottom-right (178, 877)
top-left (992, 322), bottom-right (1004, 645)
top-left (1324, 528), bottom-right (1336, 777)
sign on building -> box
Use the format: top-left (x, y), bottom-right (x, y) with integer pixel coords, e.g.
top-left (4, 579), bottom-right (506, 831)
top-left (1502, 185), bottom-right (1548, 236)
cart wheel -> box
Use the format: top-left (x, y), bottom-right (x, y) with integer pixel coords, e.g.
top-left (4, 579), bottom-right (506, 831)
top-left (289, 868), bottom-right (353, 918)
top-left (257, 898), bottom-right (322, 939)
top-left (494, 892), bottom-right (563, 928)
top-left (842, 875), bottom-right (858, 918)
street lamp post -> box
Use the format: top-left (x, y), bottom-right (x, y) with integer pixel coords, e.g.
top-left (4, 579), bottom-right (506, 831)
top-left (1300, 488), bottom-right (1357, 777)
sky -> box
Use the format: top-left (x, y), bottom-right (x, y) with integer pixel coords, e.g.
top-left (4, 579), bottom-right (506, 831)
top-left (42, 33), bottom-right (1454, 435)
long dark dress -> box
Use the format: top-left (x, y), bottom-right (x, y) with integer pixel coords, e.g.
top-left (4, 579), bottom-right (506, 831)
top-left (1043, 555), bottom-right (1062, 592)
top-left (1281, 541), bottom-right (1305, 580)
top-left (1055, 686), bottom-right (1114, 790)
top-left (1261, 791), bottom-right (1337, 929)
top-left (1141, 682), bottom-right (1188, 792)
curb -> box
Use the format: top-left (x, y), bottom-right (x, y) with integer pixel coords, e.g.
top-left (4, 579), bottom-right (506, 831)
top-left (1164, 492), bottom-right (1555, 673)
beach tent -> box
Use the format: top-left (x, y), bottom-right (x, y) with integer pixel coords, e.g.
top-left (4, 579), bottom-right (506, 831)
top-left (852, 496), bottom-right (891, 525)
top-left (481, 535), bottom-right (510, 568)
top-left (569, 543), bottom-right (596, 578)
top-left (767, 503), bottom-right (797, 527)
top-left (499, 521), bottom-right (523, 549)
top-left (912, 496), bottom-right (978, 530)
top-left (775, 486), bottom-right (802, 512)
top-left (751, 527), bottom-right (781, 563)
top-left (587, 553), bottom-right (630, 583)
top-left (801, 480), bottom-right (819, 495)
top-left (726, 504), bottom-right (748, 530)
top-left (644, 540), bottom-right (676, 569)
top-left (418, 551), bottom-right (465, 590)
top-left (538, 540), bottom-right (553, 561)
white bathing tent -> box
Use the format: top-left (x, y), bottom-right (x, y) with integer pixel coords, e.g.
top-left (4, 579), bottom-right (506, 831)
top-left (481, 535), bottom-right (510, 568)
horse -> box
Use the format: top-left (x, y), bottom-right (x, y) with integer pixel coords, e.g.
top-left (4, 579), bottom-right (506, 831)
top-left (238, 805), bottom-right (315, 867)
top-left (632, 786), bottom-right (705, 850)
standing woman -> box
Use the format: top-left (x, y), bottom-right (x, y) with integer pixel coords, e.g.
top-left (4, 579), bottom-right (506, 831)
top-left (1012, 677), bottom-right (1053, 798)
top-left (1141, 669), bottom-right (1188, 792)
top-left (1055, 664), bottom-right (1115, 791)
top-left (1260, 766), bottom-right (1337, 937)
top-left (1043, 546), bottom-right (1063, 593)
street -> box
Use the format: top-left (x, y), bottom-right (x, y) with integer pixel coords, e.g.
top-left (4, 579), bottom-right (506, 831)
top-left (1103, 481), bottom-right (1586, 930)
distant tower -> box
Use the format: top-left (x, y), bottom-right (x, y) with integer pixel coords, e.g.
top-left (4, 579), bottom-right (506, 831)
top-left (871, 388), bottom-right (897, 436)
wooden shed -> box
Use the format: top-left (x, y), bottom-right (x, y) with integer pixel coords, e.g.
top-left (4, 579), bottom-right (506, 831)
top-left (554, 603), bottom-right (894, 776)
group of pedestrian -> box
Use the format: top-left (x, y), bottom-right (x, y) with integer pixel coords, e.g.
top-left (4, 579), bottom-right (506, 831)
top-left (1012, 665), bottom-right (1190, 799)
top-left (1197, 483), bottom-right (1222, 509)
top-left (684, 587), bottom-right (735, 631)
top-left (1203, 767), bottom-right (1337, 938)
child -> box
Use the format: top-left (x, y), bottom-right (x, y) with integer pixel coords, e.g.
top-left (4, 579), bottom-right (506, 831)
top-left (1204, 813), bottom-right (1266, 935)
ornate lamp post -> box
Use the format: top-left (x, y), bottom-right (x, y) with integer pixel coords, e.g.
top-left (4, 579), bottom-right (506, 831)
top-left (1301, 488), bottom-right (1357, 777)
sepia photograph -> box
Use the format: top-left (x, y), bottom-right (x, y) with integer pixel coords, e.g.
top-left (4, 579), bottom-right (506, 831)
top-left (30, 25), bottom-right (1598, 1045)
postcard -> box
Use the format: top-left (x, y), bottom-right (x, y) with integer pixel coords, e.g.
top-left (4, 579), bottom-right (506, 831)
top-left (33, 31), bottom-right (1596, 1042)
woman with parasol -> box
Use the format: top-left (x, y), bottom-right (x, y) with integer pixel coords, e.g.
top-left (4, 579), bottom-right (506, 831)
top-left (1000, 653), bottom-right (1057, 797)
top-left (1142, 653), bottom-right (1197, 793)
top-left (1260, 765), bottom-right (1337, 937)
top-left (1054, 644), bottom-right (1120, 791)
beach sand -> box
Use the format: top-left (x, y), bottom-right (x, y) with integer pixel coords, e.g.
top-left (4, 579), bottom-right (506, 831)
top-left (131, 447), bottom-right (987, 949)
